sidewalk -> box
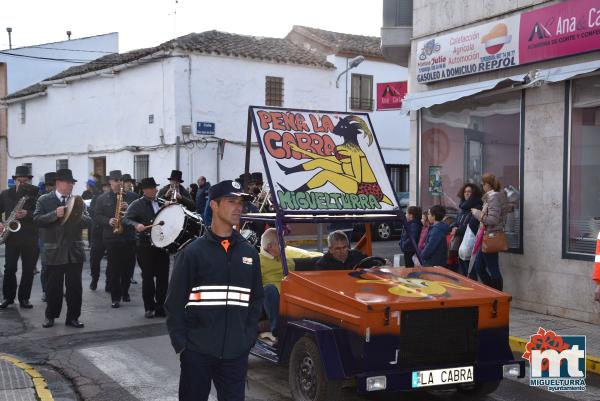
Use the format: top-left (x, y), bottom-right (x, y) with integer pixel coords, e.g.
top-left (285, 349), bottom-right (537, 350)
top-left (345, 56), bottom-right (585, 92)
top-left (509, 306), bottom-right (600, 374)
top-left (0, 354), bottom-right (52, 401)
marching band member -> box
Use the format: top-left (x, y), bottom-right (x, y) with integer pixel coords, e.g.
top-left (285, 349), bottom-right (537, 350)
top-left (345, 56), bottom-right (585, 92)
top-left (165, 180), bottom-right (264, 401)
top-left (93, 170), bottom-right (138, 308)
top-left (0, 165), bottom-right (39, 309)
top-left (158, 170), bottom-right (195, 210)
top-left (34, 169), bottom-right (90, 328)
top-left (122, 177), bottom-right (170, 318)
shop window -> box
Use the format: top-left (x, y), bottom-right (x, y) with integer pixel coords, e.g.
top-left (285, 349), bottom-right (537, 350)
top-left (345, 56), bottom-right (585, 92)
top-left (134, 155), bottom-right (149, 182)
top-left (419, 91), bottom-right (523, 251)
top-left (564, 75), bottom-right (600, 260)
top-left (388, 164), bottom-right (410, 208)
top-left (351, 74), bottom-right (373, 111)
top-left (265, 76), bottom-right (284, 107)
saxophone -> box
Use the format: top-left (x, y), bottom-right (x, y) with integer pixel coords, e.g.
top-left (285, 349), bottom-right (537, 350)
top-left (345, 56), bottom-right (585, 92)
top-left (0, 195), bottom-right (29, 245)
top-left (113, 186), bottom-right (124, 235)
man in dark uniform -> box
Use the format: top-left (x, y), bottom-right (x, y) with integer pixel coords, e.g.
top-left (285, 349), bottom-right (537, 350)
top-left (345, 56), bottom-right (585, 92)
top-left (93, 170), bottom-right (138, 308)
top-left (89, 177), bottom-right (110, 291)
top-left (315, 230), bottom-right (367, 270)
top-left (121, 173), bottom-right (140, 284)
top-left (123, 177), bottom-right (170, 318)
top-left (165, 180), bottom-right (264, 401)
top-left (158, 170), bottom-right (195, 211)
top-left (0, 165), bottom-right (39, 309)
top-left (34, 169), bottom-right (90, 328)
top-left (39, 172), bottom-right (57, 302)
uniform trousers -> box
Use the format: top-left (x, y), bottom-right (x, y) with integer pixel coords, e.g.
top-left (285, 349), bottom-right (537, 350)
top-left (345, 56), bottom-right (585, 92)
top-left (136, 245), bottom-right (170, 311)
top-left (3, 240), bottom-right (38, 302)
top-left (45, 263), bottom-right (82, 321)
top-left (179, 349), bottom-right (248, 401)
top-left (106, 240), bottom-right (136, 302)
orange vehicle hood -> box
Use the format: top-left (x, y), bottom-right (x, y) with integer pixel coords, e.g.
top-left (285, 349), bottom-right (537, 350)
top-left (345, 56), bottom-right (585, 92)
top-left (284, 267), bottom-right (509, 312)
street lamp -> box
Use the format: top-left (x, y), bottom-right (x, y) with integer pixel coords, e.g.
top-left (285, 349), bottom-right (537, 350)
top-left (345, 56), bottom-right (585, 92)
top-left (335, 55), bottom-right (365, 88)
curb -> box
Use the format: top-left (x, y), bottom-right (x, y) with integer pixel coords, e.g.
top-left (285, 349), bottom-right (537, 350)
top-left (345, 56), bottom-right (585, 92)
top-left (0, 354), bottom-right (54, 401)
top-left (509, 336), bottom-right (600, 375)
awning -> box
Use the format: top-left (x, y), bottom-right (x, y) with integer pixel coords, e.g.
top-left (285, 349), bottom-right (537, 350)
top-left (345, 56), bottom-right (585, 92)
top-left (536, 59), bottom-right (600, 83)
top-left (401, 74), bottom-right (526, 112)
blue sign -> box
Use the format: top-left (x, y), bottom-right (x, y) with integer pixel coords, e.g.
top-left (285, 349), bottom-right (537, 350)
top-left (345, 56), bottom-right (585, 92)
top-left (196, 122), bottom-right (215, 135)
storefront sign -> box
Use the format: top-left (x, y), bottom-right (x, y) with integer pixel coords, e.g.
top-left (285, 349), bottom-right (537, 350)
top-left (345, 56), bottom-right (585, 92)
top-left (416, 15), bottom-right (520, 84)
top-left (519, 0), bottom-right (600, 64)
top-left (415, 0), bottom-right (600, 84)
top-left (250, 107), bottom-right (399, 212)
top-left (376, 81), bottom-right (407, 110)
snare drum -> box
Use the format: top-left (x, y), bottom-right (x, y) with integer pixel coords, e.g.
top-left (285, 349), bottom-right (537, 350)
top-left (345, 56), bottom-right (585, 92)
top-left (151, 204), bottom-right (204, 253)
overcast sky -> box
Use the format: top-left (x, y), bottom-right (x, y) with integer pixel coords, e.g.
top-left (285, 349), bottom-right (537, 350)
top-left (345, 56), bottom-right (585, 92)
top-left (1, 0), bottom-right (383, 52)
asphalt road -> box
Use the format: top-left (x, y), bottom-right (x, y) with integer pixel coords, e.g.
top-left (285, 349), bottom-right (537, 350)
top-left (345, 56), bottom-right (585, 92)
top-left (1, 242), bottom-right (599, 401)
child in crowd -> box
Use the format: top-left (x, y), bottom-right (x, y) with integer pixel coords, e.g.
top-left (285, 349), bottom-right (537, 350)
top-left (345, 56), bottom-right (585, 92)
top-left (421, 205), bottom-right (451, 267)
top-left (413, 211), bottom-right (430, 266)
top-left (442, 216), bottom-right (458, 271)
top-left (399, 206), bottom-right (422, 267)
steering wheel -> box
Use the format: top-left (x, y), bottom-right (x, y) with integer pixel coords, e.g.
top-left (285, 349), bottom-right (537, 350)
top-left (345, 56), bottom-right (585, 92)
top-left (352, 256), bottom-right (387, 270)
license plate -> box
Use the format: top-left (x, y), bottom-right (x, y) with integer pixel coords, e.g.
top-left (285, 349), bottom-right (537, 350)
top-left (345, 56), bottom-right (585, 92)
top-left (412, 366), bottom-right (474, 388)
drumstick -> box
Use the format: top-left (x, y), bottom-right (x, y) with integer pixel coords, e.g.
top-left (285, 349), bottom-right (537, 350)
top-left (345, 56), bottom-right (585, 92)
top-left (143, 221), bottom-right (165, 230)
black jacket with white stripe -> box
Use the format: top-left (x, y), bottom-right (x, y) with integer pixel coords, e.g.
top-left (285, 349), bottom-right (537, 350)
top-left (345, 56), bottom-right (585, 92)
top-left (165, 229), bottom-right (264, 359)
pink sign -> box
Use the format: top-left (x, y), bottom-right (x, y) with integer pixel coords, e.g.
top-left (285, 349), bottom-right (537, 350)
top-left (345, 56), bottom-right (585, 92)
top-left (376, 81), bottom-right (407, 110)
top-left (520, 0), bottom-right (600, 64)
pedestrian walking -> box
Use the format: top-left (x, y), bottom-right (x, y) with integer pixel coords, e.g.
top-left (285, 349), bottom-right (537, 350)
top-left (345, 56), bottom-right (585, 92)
top-left (122, 177), bottom-right (170, 318)
top-left (0, 165), bottom-right (40, 309)
top-left (165, 180), bottom-right (264, 401)
top-left (34, 169), bottom-right (90, 328)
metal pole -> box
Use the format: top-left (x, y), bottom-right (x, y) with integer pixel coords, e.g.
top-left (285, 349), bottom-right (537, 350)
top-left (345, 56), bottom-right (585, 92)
top-left (175, 135), bottom-right (181, 170)
top-left (6, 28), bottom-right (12, 50)
top-left (317, 223), bottom-right (323, 252)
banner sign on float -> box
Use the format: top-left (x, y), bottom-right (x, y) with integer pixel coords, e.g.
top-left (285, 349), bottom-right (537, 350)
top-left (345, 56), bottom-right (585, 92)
top-left (415, 0), bottom-right (600, 84)
top-left (250, 107), bottom-right (399, 213)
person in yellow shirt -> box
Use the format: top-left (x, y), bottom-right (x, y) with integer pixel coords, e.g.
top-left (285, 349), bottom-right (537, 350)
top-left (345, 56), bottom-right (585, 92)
top-left (259, 228), bottom-right (321, 338)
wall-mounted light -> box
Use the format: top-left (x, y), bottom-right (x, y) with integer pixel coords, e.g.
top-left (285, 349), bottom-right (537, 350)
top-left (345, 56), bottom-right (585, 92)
top-left (336, 55), bottom-right (365, 88)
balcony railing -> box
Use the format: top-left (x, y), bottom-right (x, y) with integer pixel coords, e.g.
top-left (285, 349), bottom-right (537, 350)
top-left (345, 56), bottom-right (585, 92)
top-left (350, 97), bottom-right (373, 111)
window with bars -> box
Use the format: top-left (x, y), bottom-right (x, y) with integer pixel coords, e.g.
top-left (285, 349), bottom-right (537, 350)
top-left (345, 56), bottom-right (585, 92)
top-left (56, 159), bottom-right (68, 170)
top-left (265, 76), bottom-right (284, 107)
top-left (20, 102), bottom-right (26, 124)
top-left (350, 74), bottom-right (374, 111)
top-left (134, 155), bottom-right (149, 181)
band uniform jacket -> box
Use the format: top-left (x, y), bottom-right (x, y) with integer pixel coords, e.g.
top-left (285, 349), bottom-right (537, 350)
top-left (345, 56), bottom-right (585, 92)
top-left (122, 196), bottom-right (165, 247)
top-left (165, 230), bottom-right (264, 358)
top-left (33, 193), bottom-right (91, 266)
top-left (0, 186), bottom-right (39, 245)
top-left (92, 191), bottom-right (138, 242)
top-left (158, 185), bottom-right (195, 211)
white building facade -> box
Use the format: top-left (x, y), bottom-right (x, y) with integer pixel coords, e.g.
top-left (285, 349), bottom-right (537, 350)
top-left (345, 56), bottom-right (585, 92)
top-left (4, 29), bottom-right (409, 196)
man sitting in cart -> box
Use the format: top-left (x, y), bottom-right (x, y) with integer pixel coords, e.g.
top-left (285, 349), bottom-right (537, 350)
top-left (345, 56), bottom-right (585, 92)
top-left (259, 228), bottom-right (321, 339)
top-left (315, 230), bottom-right (368, 270)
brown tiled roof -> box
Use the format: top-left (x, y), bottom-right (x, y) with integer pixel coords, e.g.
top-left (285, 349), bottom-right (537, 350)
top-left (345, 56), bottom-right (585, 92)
top-left (288, 26), bottom-right (383, 58)
top-left (5, 30), bottom-right (334, 101)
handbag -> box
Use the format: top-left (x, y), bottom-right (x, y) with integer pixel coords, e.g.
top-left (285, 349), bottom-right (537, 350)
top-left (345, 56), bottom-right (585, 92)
top-left (449, 232), bottom-right (462, 252)
top-left (458, 226), bottom-right (476, 260)
top-left (482, 230), bottom-right (508, 253)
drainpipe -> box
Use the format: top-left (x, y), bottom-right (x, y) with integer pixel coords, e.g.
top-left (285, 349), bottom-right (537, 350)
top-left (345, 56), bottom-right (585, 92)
top-left (176, 136), bottom-right (181, 170)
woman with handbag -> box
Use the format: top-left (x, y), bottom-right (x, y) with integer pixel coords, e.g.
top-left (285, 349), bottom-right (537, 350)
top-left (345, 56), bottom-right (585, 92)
top-left (451, 183), bottom-right (483, 275)
top-left (470, 173), bottom-right (509, 291)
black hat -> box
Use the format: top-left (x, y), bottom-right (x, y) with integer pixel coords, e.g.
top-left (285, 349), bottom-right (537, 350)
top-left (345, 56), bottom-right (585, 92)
top-left (55, 169), bottom-right (77, 183)
top-left (122, 173), bottom-right (134, 183)
top-left (167, 170), bottom-right (184, 183)
top-left (236, 173), bottom-right (251, 185)
top-left (13, 165), bottom-right (33, 179)
top-left (108, 170), bottom-right (122, 181)
top-left (250, 172), bottom-right (263, 184)
top-left (209, 180), bottom-right (251, 201)
top-left (44, 172), bottom-right (57, 185)
top-left (140, 177), bottom-right (159, 189)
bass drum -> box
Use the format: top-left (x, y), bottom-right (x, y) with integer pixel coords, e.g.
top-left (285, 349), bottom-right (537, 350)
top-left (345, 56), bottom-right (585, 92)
top-left (151, 204), bottom-right (204, 253)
